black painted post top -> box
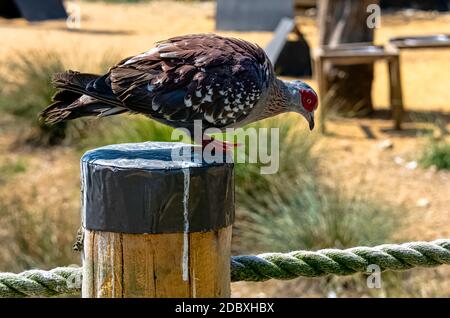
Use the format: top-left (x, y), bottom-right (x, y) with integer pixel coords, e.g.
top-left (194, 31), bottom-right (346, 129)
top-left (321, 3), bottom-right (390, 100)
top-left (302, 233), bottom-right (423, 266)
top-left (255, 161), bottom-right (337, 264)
top-left (81, 142), bottom-right (234, 234)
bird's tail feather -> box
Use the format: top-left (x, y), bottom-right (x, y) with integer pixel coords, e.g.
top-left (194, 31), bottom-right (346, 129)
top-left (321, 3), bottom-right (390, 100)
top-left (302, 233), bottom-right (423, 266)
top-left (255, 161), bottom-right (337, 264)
top-left (40, 71), bottom-right (127, 124)
top-left (52, 71), bottom-right (99, 91)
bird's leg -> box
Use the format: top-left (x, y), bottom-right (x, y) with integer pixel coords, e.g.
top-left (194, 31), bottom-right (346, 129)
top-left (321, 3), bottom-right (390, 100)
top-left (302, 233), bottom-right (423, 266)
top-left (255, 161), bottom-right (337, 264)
top-left (202, 135), bottom-right (240, 151)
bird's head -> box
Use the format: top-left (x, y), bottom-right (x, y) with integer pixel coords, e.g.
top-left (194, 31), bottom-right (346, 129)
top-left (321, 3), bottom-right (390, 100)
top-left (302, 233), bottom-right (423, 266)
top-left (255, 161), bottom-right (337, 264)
top-left (283, 80), bottom-right (318, 130)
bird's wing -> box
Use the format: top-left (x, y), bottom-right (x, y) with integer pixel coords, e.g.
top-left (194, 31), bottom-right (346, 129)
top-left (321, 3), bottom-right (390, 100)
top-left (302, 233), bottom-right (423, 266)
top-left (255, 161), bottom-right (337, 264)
top-left (107, 34), bottom-right (272, 128)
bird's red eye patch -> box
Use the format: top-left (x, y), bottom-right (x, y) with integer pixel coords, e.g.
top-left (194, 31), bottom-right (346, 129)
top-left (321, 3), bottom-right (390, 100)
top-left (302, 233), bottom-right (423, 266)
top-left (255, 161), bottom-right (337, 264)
top-left (300, 89), bottom-right (318, 112)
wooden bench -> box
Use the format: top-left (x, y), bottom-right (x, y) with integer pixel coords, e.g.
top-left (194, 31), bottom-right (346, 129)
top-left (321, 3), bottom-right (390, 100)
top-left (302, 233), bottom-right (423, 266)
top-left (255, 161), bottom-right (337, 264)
top-left (314, 44), bottom-right (404, 131)
top-left (389, 34), bottom-right (450, 49)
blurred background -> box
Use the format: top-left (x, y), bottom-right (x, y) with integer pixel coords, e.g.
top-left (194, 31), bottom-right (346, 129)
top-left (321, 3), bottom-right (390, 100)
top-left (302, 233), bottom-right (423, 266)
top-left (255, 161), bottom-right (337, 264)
top-left (0, 0), bottom-right (449, 297)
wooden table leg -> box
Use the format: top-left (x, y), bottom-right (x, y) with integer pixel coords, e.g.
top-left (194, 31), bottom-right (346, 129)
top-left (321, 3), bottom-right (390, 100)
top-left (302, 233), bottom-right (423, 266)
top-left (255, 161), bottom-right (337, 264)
top-left (388, 56), bottom-right (404, 130)
top-left (316, 56), bottom-right (327, 133)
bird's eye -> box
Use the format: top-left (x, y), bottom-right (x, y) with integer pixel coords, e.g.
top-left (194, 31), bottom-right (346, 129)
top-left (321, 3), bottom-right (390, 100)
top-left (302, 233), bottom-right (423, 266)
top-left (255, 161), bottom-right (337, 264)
top-left (307, 99), bottom-right (312, 104)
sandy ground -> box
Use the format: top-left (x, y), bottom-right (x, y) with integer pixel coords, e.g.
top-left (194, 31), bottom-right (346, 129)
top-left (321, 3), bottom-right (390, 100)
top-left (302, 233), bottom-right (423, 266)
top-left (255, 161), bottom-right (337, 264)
top-left (0, 1), bottom-right (449, 297)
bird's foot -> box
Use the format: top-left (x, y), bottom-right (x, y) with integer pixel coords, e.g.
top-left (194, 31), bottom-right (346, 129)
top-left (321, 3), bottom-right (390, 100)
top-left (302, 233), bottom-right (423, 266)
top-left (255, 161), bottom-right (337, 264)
top-left (73, 226), bottom-right (84, 252)
top-left (202, 135), bottom-right (241, 151)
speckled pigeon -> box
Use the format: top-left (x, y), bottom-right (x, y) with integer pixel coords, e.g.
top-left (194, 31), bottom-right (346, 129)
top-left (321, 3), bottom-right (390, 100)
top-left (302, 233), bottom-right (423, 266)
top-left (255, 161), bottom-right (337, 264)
top-left (40, 34), bottom-right (318, 147)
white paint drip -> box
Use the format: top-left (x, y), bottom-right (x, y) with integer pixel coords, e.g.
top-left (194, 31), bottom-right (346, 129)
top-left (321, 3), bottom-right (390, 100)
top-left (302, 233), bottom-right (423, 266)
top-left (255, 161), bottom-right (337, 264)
top-left (81, 160), bottom-right (89, 231)
top-left (182, 167), bottom-right (190, 281)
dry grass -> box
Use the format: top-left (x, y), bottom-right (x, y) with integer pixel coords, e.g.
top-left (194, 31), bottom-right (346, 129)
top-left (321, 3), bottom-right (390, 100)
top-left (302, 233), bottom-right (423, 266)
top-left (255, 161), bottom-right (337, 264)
top-left (0, 1), bottom-right (449, 296)
top-left (0, 146), bottom-right (80, 272)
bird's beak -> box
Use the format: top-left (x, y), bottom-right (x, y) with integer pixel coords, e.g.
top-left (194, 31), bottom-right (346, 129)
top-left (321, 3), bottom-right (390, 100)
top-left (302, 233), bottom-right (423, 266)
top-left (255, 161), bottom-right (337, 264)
top-left (308, 113), bottom-right (315, 131)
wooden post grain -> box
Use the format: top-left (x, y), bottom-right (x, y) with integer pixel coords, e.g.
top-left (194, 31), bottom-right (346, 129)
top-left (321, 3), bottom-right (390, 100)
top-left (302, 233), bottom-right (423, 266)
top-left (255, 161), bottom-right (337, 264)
top-left (80, 142), bottom-right (234, 298)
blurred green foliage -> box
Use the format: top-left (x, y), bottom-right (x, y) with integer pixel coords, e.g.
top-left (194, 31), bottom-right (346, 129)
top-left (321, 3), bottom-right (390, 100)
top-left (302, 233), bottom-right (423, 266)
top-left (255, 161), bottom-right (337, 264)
top-left (232, 116), bottom-right (397, 253)
top-left (0, 51), bottom-right (118, 146)
top-left (0, 51), bottom-right (67, 145)
top-left (420, 139), bottom-right (450, 170)
top-left (79, 115), bottom-right (174, 149)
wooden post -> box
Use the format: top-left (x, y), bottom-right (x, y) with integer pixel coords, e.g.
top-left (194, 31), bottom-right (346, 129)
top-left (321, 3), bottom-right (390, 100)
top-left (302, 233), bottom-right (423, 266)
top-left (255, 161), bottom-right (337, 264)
top-left (387, 54), bottom-right (404, 130)
top-left (315, 52), bottom-right (327, 133)
top-left (80, 142), bottom-right (234, 298)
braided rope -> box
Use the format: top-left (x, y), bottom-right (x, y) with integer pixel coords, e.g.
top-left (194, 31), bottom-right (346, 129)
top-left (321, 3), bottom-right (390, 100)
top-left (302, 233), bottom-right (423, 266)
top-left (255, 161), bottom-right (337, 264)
top-left (231, 239), bottom-right (450, 281)
top-left (0, 267), bottom-right (81, 298)
top-left (1, 239), bottom-right (449, 297)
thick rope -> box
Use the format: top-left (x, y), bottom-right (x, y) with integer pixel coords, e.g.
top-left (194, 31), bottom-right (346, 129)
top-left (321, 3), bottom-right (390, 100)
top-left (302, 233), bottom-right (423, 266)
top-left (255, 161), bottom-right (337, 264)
top-left (231, 239), bottom-right (450, 281)
top-left (1, 239), bottom-right (449, 297)
top-left (0, 267), bottom-right (81, 298)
